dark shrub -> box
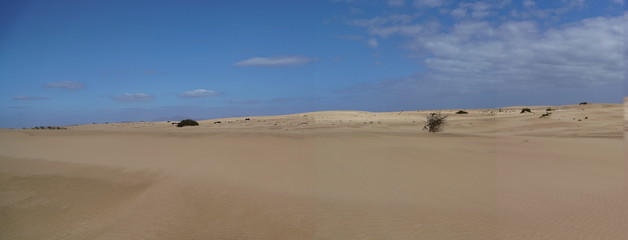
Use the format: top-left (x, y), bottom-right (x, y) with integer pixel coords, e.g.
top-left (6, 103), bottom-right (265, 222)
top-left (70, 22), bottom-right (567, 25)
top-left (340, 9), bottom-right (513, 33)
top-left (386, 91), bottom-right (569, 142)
top-left (579, 102), bottom-right (588, 105)
top-left (214, 121), bottom-right (221, 124)
top-left (539, 112), bottom-right (551, 118)
top-left (176, 119), bottom-right (199, 127)
top-left (520, 108), bottom-right (531, 113)
top-left (423, 112), bottom-right (447, 133)
top-left (245, 118), bottom-right (251, 121)
top-left (546, 108), bottom-right (553, 111)
top-left (455, 110), bottom-right (468, 114)
top-left (32, 126), bottom-right (66, 130)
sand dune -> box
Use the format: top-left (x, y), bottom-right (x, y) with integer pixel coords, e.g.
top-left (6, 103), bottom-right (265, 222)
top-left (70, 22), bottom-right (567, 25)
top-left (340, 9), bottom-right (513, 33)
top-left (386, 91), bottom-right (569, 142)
top-left (0, 103), bottom-right (625, 239)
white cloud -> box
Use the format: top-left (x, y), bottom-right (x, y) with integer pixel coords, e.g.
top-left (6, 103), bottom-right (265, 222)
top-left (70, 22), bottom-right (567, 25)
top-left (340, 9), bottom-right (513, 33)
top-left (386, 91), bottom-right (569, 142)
top-left (351, 13), bottom-right (625, 92)
top-left (469, 2), bottom-right (492, 18)
top-left (351, 14), bottom-right (415, 27)
top-left (112, 93), bottom-right (155, 102)
top-left (523, 0), bottom-right (535, 7)
top-left (450, 8), bottom-right (467, 18)
top-left (179, 89), bottom-right (222, 98)
top-left (567, 0), bottom-right (586, 8)
top-left (44, 81), bottom-right (85, 90)
top-left (388, 0), bottom-right (405, 6)
top-left (447, 2), bottom-right (496, 19)
top-left (367, 38), bottom-right (379, 47)
top-left (234, 56), bottom-right (317, 67)
top-left (13, 96), bottom-right (49, 100)
top-left (337, 34), bottom-right (364, 40)
top-left (413, 0), bottom-right (447, 8)
top-left (350, 14), bottom-right (425, 37)
top-left (370, 24), bottom-right (425, 37)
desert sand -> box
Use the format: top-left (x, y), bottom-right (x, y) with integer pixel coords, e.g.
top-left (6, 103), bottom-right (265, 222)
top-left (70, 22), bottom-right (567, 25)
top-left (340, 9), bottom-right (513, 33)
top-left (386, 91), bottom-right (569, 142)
top-left (0, 103), bottom-right (625, 239)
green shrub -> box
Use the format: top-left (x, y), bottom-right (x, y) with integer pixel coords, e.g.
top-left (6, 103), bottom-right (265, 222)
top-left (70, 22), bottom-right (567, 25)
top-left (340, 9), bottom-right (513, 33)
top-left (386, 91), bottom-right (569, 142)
top-left (176, 119), bottom-right (199, 127)
top-left (455, 110), bottom-right (468, 114)
top-left (520, 108), bottom-right (531, 113)
top-left (423, 112), bottom-right (447, 133)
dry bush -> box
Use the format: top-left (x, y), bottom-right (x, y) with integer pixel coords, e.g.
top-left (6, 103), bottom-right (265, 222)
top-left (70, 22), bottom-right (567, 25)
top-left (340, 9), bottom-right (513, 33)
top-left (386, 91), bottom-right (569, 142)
top-left (423, 112), bottom-right (447, 133)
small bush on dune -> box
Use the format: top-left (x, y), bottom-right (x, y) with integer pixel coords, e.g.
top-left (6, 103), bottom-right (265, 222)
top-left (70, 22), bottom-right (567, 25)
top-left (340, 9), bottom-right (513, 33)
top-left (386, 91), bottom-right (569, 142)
top-left (455, 110), bottom-right (468, 114)
top-left (579, 102), bottom-right (588, 105)
top-left (176, 119), bottom-right (199, 127)
top-left (539, 112), bottom-right (552, 118)
top-left (520, 108), bottom-right (531, 113)
top-left (546, 108), bottom-right (553, 111)
top-left (423, 112), bottom-right (447, 133)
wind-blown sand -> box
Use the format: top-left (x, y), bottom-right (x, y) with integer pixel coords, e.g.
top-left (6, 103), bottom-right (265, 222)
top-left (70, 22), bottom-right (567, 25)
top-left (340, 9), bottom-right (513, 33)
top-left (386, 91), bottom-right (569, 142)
top-left (0, 103), bottom-right (625, 239)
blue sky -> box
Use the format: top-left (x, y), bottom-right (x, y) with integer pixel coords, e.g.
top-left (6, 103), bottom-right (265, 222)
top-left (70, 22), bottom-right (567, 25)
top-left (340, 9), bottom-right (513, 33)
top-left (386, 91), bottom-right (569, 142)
top-left (0, 0), bottom-right (625, 128)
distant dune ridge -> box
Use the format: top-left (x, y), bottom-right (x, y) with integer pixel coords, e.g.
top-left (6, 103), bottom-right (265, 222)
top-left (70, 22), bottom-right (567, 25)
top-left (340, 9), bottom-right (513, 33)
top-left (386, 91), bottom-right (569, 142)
top-left (0, 103), bottom-right (625, 239)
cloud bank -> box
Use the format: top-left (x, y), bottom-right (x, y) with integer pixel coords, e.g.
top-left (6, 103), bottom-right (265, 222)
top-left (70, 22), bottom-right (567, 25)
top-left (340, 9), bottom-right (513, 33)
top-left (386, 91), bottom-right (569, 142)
top-left (112, 93), bottom-right (156, 102)
top-left (234, 56), bottom-right (317, 67)
top-left (13, 96), bottom-right (50, 100)
top-left (348, 7), bottom-right (625, 96)
top-left (179, 89), bottom-right (222, 98)
top-left (44, 81), bottom-right (86, 90)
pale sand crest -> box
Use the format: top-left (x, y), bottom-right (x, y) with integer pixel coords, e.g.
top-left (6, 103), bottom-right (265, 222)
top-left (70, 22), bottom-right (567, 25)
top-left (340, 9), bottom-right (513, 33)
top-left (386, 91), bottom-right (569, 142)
top-left (0, 103), bottom-right (625, 239)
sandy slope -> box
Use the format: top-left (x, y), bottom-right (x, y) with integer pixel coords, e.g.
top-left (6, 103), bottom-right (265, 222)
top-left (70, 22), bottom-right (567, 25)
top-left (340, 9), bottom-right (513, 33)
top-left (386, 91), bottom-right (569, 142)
top-left (0, 103), bottom-right (625, 239)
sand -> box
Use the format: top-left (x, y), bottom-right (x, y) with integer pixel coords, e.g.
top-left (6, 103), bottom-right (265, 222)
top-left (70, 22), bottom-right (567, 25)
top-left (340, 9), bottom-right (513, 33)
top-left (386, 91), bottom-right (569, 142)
top-left (0, 103), bottom-right (625, 239)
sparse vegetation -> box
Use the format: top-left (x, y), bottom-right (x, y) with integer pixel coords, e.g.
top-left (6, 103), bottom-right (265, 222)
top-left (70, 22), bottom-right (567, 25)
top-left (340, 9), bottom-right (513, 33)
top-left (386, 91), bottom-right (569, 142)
top-left (455, 110), bottom-right (468, 114)
top-left (423, 112), bottom-right (447, 133)
top-left (520, 108), bottom-right (532, 113)
top-left (579, 102), bottom-right (588, 105)
top-left (539, 112), bottom-right (552, 118)
top-left (546, 108), bottom-right (553, 111)
top-left (31, 126), bottom-right (67, 130)
top-left (176, 119), bottom-right (199, 127)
